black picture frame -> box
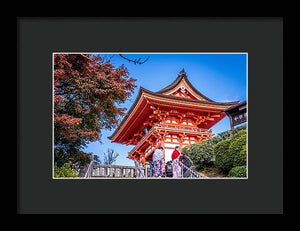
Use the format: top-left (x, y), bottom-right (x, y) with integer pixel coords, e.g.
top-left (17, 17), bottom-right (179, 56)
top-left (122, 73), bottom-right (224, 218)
top-left (17, 17), bottom-right (284, 214)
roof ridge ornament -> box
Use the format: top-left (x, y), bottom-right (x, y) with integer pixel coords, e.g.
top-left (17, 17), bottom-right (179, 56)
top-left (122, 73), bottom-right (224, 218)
top-left (179, 68), bottom-right (187, 77)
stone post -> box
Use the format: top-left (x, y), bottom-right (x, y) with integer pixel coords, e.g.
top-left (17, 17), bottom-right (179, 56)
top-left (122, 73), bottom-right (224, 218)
top-left (145, 164), bottom-right (148, 177)
top-left (120, 167), bottom-right (124, 177)
top-left (102, 167), bottom-right (105, 177)
top-left (110, 166), bottom-right (114, 177)
top-left (129, 168), bottom-right (133, 177)
top-left (130, 168), bottom-right (134, 178)
top-left (105, 167), bottom-right (109, 177)
top-left (99, 166), bottom-right (103, 177)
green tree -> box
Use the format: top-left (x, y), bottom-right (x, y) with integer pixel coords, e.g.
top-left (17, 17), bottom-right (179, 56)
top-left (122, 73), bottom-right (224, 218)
top-left (214, 128), bottom-right (247, 173)
top-left (228, 165), bottom-right (247, 177)
top-left (214, 138), bottom-right (233, 173)
top-left (182, 140), bottom-right (214, 170)
top-left (54, 163), bottom-right (79, 178)
top-left (182, 124), bottom-right (247, 173)
top-left (217, 124), bottom-right (246, 140)
top-left (228, 129), bottom-right (247, 167)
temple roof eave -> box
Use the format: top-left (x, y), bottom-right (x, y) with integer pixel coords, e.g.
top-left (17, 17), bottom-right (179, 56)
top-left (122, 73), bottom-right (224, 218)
top-left (143, 87), bottom-right (239, 106)
top-left (108, 86), bottom-right (239, 141)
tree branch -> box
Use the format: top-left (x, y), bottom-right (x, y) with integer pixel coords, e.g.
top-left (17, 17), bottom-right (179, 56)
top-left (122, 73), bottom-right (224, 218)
top-left (119, 54), bottom-right (149, 65)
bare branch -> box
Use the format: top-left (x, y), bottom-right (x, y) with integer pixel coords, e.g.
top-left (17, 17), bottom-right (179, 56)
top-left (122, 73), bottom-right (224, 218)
top-left (119, 54), bottom-right (149, 65)
top-left (103, 148), bottom-right (119, 165)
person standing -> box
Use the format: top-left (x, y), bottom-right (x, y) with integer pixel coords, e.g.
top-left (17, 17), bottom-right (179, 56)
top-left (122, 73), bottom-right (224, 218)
top-left (148, 161), bottom-right (154, 177)
top-left (172, 146), bottom-right (182, 178)
top-left (152, 146), bottom-right (164, 177)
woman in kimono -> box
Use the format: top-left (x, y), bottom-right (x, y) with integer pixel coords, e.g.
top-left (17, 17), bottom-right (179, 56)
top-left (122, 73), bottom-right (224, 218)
top-left (152, 146), bottom-right (164, 177)
top-left (172, 146), bottom-right (182, 178)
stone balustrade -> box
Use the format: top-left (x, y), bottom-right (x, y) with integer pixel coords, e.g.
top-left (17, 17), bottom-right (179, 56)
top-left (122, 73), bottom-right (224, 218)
top-left (92, 164), bottom-right (150, 178)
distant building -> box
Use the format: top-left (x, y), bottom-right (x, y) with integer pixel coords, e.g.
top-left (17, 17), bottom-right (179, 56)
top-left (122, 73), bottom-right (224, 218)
top-left (224, 100), bottom-right (247, 130)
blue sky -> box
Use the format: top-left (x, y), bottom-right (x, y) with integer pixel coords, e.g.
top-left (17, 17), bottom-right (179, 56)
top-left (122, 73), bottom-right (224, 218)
top-left (83, 53), bottom-right (247, 166)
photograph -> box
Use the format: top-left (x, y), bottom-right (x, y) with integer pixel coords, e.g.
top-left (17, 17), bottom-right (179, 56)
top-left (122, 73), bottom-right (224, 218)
top-left (17, 16), bottom-right (284, 215)
top-left (53, 52), bottom-right (247, 179)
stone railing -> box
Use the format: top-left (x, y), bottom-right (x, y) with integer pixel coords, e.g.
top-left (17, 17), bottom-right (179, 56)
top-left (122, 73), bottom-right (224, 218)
top-left (92, 164), bottom-right (151, 178)
top-left (89, 163), bottom-right (205, 179)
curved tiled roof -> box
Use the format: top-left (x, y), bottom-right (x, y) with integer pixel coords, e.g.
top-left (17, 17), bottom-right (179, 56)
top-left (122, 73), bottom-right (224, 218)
top-left (156, 69), bottom-right (215, 102)
top-left (108, 84), bottom-right (239, 140)
top-left (224, 100), bottom-right (247, 112)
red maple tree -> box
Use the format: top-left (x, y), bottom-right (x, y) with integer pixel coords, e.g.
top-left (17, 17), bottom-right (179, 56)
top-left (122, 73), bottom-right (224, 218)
top-left (54, 54), bottom-right (136, 167)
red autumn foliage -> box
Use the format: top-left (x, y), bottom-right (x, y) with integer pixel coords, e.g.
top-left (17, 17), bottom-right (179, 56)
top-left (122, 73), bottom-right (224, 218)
top-left (54, 54), bottom-right (136, 166)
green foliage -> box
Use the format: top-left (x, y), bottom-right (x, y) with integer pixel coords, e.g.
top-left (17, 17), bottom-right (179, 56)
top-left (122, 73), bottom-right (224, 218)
top-left (228, 129), bottom-right (247, 167)
top-left (233, 124), bottom-right (247, 134)
top-left (182, 140), bottom-right (214, 170)
top-left (54, 163), bottom-right (79, 178)
top-left (217, 130), bottom-right (232, 141)
top-left (214, 128), bottom-right (247, 173)
top-left (217, 124), bottom-right (246, 140)
top-left (182, 124), bottom-right (247, 174)
top-left (214, 138), bottom-right (232, 173)
top-left (208, 136), bottom-right (222, 146)
top-left (228, 165), bottom-right (247, 177)
top-left (54, 147), bottom-right (92, 168)
top-left (232, 127), bottom-right (247, 139)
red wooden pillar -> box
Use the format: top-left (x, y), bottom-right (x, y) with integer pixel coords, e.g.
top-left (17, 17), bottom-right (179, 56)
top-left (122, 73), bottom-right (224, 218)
top-left (179, 133), bottom-right (184, 150)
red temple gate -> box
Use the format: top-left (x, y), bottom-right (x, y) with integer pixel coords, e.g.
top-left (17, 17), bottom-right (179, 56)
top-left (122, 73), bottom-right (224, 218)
top-left (108, 69), bottom-right (239, 165)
